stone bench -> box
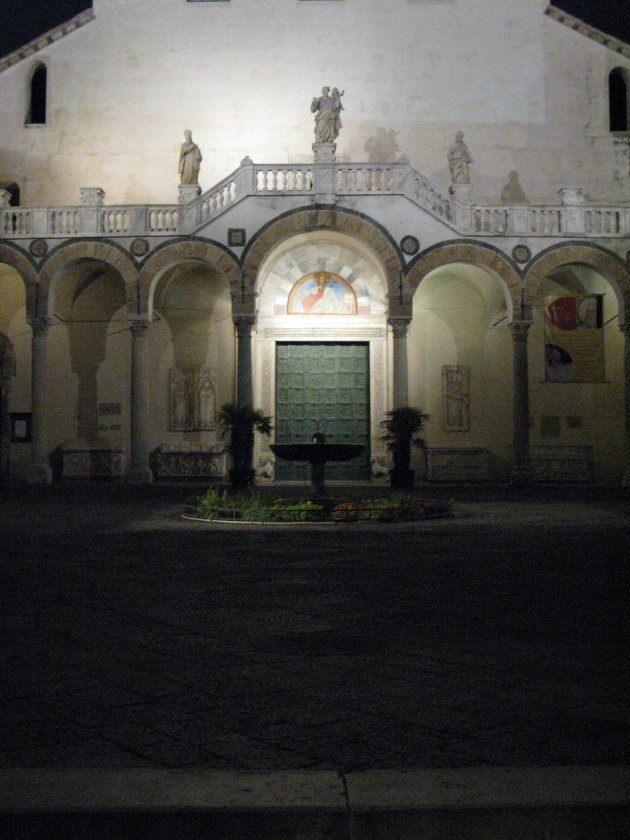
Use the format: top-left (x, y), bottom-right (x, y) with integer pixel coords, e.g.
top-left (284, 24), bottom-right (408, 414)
top-left (528, 445), bottom-right (594, 482)
top-left (427, 448), bottom-right (492, 481)
top-left (56, 442), bottom-right (126, 479)
top-left (150, 442), bottom-right (226, 480)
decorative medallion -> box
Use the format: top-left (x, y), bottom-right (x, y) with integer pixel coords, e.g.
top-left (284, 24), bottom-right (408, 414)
top-left (29, 239), bottom-right (48, 258)
top-left (228, 228), bottom-right (246, 247)
top-left (130, 238), bottom-right (149, 257)
top-left (400, 235), bottom-right (420, 256)
top-left (512, 244), bottom-right (531, 264)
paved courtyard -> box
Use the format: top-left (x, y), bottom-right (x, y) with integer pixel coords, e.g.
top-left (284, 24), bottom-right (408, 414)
top-left (0, 482), bottom-right (628, 837)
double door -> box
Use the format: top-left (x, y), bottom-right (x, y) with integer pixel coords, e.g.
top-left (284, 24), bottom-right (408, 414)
top-left (275, 342), bottom-right (370, 481)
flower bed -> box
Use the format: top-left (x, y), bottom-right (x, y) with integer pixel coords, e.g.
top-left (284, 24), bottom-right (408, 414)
top-left (189, 488), bottom-right (451, 523)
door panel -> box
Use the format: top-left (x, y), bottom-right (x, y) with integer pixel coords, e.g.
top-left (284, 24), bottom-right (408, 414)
top-left (275, 343), bottom-right (370, 481)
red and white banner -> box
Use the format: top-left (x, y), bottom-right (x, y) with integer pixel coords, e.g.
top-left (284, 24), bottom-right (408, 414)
top-left (544, 294), bottom-right (604, 383)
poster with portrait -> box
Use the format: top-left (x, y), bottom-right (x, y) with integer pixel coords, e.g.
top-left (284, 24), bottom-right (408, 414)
top-left (288, 272), bottom-right (356, 315)
top-left (544, 294), bottom-right (604, 383)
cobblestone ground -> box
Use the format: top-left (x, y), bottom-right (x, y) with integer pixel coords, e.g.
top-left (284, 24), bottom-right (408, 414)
top-left (1, 483), bottom-right (628, 774)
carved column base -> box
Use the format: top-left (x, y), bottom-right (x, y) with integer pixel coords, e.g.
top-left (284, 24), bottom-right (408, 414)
top-left (510, 464), bottom-right (532, 486)
top-left (26, 462), bottom-right (52, 485)
top-left (127, 466), bottom-right (153, 486)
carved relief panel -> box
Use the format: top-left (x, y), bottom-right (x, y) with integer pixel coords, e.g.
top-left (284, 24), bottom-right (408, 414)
top-left (442, 364), bottom-right (470, 432)
top-left (169, 367), bottom-right (217, 431)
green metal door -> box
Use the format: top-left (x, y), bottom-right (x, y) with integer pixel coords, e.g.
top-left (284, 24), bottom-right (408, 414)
top-left (275, 342), bottom-right (370, 481)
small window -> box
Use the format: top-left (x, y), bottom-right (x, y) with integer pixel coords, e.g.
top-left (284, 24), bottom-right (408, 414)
top-left (609, 67), bottom-right (629, 132)
top-left (27, 63), bottom-right (47, 125)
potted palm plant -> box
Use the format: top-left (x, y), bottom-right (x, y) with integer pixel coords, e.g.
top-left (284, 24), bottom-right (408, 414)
top-left (380, 406), bottom-right (430, 489)
top-left (217, 403), bottom-right (273, 490)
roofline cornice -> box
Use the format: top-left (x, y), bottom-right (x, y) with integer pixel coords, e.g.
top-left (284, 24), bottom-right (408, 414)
top-left (545, 5), bottom-right (630, 59)
top-left (0, 9), bottom-right (95, 73)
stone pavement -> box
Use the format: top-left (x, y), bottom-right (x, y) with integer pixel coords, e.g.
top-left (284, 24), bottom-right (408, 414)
top-left (0, 482), bottom-right (628, 838)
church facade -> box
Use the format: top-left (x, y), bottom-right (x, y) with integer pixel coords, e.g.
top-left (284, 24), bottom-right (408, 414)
top-left (0, 0), bottom-right (629, 485)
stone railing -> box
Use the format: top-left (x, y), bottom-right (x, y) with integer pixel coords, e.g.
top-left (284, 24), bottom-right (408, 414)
top-left (1, 159), bottom-right (629, 240)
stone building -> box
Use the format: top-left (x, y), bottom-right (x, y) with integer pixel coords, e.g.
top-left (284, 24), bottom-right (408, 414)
top-left (0, 0), bottom-right (629, 485)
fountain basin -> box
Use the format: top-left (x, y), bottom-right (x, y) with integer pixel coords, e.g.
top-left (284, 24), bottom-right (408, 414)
top-left (270, 443), bottom-right (365, 464)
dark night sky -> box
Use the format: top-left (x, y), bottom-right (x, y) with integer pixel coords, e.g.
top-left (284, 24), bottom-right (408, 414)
top-left (1, 1), bottom-right (629, 58)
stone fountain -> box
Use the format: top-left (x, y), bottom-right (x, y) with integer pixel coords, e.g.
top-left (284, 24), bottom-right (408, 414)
top-left (270, 432), bottom-right (364, 500)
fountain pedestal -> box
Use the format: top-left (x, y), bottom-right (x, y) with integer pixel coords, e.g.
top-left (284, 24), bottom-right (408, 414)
top-left (270, 443), bottom-right (365, 499)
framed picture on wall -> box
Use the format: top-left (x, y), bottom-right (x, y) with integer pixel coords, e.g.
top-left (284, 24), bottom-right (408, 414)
top-left (10, 413), bottom-right (31, 443)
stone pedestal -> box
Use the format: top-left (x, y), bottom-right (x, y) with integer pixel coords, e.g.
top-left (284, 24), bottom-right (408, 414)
top-left (450, 183), bottom-right (473, 203)
top-left (178, 184), bottom-right (201, 204)
top-left (312, 143), bottom-right (336, 163)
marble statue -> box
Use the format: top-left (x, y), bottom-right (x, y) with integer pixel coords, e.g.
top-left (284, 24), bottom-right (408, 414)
top-left (178, 129), bottom-right (202, 185)
top-left (311, 86), bottom-right (344, 143)
top-left (447, 131), bottom-right (473, 185)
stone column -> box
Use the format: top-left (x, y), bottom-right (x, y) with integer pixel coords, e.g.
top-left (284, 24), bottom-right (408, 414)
top-left (389, 318), bottom-right (411, 409)
top-left (234, 315), bottom-right (255, 407)
top-left (127, 319), bottom-right (153, 485)
top-left (621, 323), bottom-right (630, 486)
top-left (27, 316), bottom-right (52, 484)
top-left (509, 320), bottom-right (532, 484)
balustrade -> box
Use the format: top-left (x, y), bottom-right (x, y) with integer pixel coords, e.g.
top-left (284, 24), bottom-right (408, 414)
top-left (255, 166), bottom-right (313, 193)
top-left (1, 209), bottom-right (31, 236)
top-left (0, 159), bottom-right (628, 242)
top-left (49, 209), bottom-right (82, 235)
top-left (101, 208), bottom-right (131, 234)
top-left (148, 207), bottom-right (179, 233)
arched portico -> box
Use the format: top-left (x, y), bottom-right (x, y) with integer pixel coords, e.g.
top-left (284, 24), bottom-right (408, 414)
top-left (407, 242), bottom-right (527, 482)
top-left (27, 242), bottom-right (137, 483)
top-left (252, 221), bottom-right (393, 483)
top-left (524, 243), bottom-right (630, 484)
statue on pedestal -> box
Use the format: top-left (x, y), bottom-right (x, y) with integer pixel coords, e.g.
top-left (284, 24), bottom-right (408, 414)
top-left (311, 86), bottom-right (344, 144)
top-left (447, 131), bottom-right (473, 186)
top-left (178, 129), bottom-right (202, 186)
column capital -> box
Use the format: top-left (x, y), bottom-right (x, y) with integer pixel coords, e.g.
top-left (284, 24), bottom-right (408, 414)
top-left (509, 320), bottom-right (533, 340)
top-left (233, 314), bottom-right (256, 334)
top-left (388, 317), bottom-right (412, 339)
top-left (28, 316), bottom-right (52, 337)
top-left (129, 318), bottom-right (150, 337)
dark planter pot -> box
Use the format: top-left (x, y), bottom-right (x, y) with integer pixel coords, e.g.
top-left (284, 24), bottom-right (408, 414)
top-left (229, 467), bottom-right (256, 490)
top-left (389, 467), bottom-right (415, 489)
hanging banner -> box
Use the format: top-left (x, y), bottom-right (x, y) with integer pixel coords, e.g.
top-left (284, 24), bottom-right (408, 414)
top-left (544, 294), bottom-right (604, 383)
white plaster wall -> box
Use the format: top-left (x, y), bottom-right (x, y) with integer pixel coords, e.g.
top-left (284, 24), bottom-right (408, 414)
top-left (0, 0), bottom-right (628, 205)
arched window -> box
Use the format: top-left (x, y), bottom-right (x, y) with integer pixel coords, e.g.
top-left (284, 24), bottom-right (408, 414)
top-left (27, 63), bottom-right (47, 125)
top-left (609, 67), bottom-right (628, 132)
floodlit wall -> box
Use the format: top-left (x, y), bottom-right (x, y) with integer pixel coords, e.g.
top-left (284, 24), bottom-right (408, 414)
top-left (0, 0), bottom-right (628, 205)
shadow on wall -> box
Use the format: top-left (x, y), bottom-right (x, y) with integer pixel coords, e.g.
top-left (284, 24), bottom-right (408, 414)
top-left (500, 171), bottom-right (528, 203)
top-left (364, 127), bottom-right (401, 163)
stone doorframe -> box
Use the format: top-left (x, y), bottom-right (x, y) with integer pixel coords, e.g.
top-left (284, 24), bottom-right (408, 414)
top-left (255, 328), bottom-right (388, 482)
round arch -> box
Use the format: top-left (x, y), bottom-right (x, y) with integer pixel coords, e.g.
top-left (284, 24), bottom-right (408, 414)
top-left (0, 244), bottom-right (38, 322)
top-left (406, 241), bottom-right (521, 319)
top-left (242, 206), bottom-right (403, 305)
top-left (38, 240), bottom-right (138, 318)
top-left (524, 243), bottom-right (630, 325)
top-left (138, 239), bottom-right (240, 319)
